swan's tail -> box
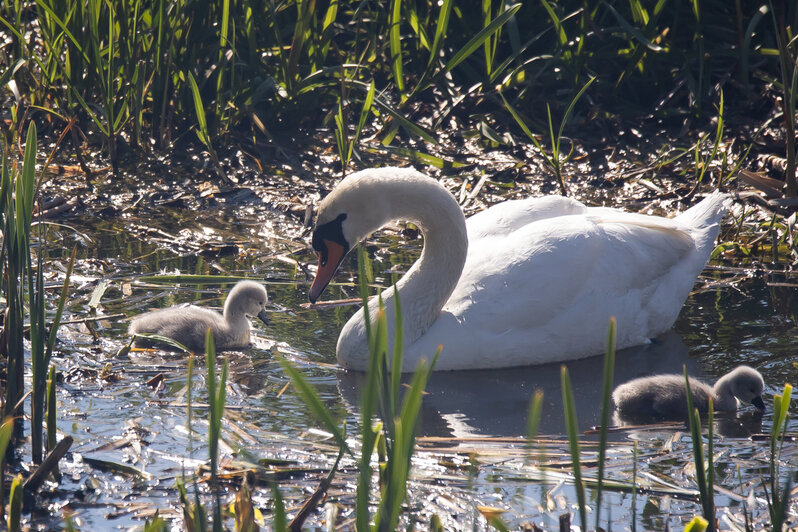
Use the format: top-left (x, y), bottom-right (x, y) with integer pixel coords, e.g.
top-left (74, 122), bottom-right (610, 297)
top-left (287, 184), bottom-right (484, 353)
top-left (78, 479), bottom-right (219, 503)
top-left (676, 191), bottom-right (732, 228)
top-left (676, 191), bottom-right (732, 254)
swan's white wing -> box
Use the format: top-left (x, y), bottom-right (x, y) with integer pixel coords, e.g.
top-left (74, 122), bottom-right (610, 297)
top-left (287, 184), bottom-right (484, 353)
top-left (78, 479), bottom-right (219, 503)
top-left (466, 196), bottom-right (588, 240)
top-left (407, 214), bottom-right (700, 370)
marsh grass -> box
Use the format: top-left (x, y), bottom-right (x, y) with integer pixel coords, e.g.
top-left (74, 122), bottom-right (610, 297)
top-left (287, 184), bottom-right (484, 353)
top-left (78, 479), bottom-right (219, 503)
top-left (684, 365), bottom-right (716, 531)
top-left (2, 1), bottom-right (789, 174)
top-left (205, 329), bottom-right (227, 532)
top-left (7, 474), bottom-right (21, 531)
top-left (501, 76), bottom-right (595, 196)
top-left (765, 383), bottom-right (793, 529)
top-left (279, 245), bottom-right (438, 530)
top-left (771, 7), bottom-right (798, 196)
top-left (560, 365), bottom-right (587, 529)
top-left (594, 317), bottom-right (616, 528)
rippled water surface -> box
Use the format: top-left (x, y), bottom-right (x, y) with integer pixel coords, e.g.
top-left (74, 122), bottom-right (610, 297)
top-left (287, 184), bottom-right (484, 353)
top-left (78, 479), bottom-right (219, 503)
top-left (31, 191), bottom-right (798, 529)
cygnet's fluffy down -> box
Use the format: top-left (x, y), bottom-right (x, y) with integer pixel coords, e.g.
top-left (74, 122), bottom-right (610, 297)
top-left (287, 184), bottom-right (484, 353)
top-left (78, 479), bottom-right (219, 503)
top-left (129, 280), bottom-right (269, 352)
top-left (612, 365), bottom-right (765, 422)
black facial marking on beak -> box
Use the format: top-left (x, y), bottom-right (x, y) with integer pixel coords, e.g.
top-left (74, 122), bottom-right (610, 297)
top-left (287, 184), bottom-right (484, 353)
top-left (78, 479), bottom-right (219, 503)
top-left (309, 213), bottom-right (350, 302)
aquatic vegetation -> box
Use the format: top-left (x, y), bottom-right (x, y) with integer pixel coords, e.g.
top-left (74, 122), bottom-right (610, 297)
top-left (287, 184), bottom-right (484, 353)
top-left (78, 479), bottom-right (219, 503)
top-left (205, 329), bottom-right (228, 532)
top-left (281, 246), bottom-right (438, 530)
top-left (501, 75), bottom-right (595, 196)
top-left (0, 0), bottom-right (792, 183)
top-left (685, 366), bottom-right (716, 531)
top-left (766, 383), bottom-right (793, 530)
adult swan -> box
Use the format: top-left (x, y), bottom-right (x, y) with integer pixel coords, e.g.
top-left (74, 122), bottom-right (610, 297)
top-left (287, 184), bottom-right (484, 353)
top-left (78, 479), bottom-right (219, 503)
top-left (309, 167), bottom-right (730, 372)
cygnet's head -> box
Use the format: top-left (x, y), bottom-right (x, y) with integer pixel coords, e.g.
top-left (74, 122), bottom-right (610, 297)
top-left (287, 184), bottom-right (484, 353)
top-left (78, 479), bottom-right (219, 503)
top-left (725, 366), bottom-right (765, 410)
top-left (225, 281), bottom-right (269, 324)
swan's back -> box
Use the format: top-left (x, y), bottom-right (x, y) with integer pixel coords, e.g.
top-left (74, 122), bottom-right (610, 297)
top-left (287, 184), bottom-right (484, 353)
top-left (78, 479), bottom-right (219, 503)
top-left (403, 193), bottom-right (731, 370)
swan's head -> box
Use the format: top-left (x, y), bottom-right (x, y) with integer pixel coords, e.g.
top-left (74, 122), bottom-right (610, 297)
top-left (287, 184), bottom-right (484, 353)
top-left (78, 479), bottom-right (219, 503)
top-left (726, 366), bottom-right (765, 410)
top-left (226, 280), bottom-right (270, 324)
top-left (309, 168), bottom-right (418, 302)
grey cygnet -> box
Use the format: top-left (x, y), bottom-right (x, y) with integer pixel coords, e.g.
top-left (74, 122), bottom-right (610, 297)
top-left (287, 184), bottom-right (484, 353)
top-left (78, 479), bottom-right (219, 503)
top-left (129, 280), bottom-right (269, 352)
top-left (612, 365), bottom-right (765, 422)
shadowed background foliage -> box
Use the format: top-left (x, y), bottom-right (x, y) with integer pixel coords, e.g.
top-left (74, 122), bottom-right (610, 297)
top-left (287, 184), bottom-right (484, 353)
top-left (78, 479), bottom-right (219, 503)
top-left (0, 0), bottom-right (795, 178)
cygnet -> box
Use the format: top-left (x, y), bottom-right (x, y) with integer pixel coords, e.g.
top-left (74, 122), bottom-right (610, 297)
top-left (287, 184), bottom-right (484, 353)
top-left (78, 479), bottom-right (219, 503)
top-left (129, 280), bottom-right (269, 352)
top-left (612, 365), bottom-right (765, 422)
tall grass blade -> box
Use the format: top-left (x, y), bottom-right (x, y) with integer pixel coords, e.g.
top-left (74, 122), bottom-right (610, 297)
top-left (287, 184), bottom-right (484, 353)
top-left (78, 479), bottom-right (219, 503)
top-left (272, 482), bottom-right (287, 531)
top-left (46, 365), bottom-right (57, 475)
top-left (44, 245), bottom-right (77, 362)
top-left (205, 329), bottom-right (225, 532)
top-left (431, 3), bottom-right (521, 86)
top-left (684, 366), bottom-right (714, 530)
top-left (389, 0), bottom-right (404, 99)
top-left (7, 474), bottom-right (21, 532)
top-left (428, 0), bottom-right (454, 68)
top-left (767, 383), bottom-right (793, 528)
top-left (277, 357), bottom-right (350, 455)
top-left (560, 365), bottom-right (587, 530)
top-left (595, 317), bottom-right (616, 529)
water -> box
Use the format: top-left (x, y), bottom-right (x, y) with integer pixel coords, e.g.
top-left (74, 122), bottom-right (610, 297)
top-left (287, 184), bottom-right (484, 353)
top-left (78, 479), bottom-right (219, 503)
top-left (25, 193), bottom-right (798, 529)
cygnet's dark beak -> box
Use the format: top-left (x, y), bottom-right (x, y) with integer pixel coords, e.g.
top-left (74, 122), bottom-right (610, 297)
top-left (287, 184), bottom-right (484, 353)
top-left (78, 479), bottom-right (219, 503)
top-left (752, 396), bottom-right (765, 411)
top-left (256, 309), bottom-right (270, 326)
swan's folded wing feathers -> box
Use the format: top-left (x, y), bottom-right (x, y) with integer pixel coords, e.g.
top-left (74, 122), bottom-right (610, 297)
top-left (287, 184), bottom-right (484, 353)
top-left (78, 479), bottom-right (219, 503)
top-left (449, 214), bottom-right (696, 326)
top-left (591, 220), bottom-right (695, 291)
top-left (447, 216), bottom-right (604, 331)
top-left (466, 196), bottom-right (588, 241)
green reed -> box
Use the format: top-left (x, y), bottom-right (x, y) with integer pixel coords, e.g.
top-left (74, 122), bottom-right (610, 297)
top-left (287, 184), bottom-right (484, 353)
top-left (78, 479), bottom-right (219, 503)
top-left (766, 383), bottom-right (793, 529)
top-left (0, 418), bottom-right (14, 522)
top-left (7, 474), bottom-right (22, 532)
top-left (556, 318), bottom-right (617, 530)
top-left (595, 317), bottom-right (616, 529)
top-left (684, 365), bottom-right (715, 531)
top-left (772, 6), bottom-right (798, 196)
top-left (46, 366), bottom-right (57, 475)
top-left (0, 123), bottom-right (72, 464)
top-left (176, 351), bottom-right (208, 532)
top-left (205, 329), bottom-right (227, 532)
top-left (560, 365), bottom-right (587, 529)
top-left (279, 245), bottom-right (437, 531)
top-left (2, 0), bottom-right (790, 174)
top-left (501, 76), bottom-right (595, 196)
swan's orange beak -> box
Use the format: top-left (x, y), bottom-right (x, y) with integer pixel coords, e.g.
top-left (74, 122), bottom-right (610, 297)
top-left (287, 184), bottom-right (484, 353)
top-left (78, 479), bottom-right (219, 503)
top-left (309, 239), bottom-right (346, 303)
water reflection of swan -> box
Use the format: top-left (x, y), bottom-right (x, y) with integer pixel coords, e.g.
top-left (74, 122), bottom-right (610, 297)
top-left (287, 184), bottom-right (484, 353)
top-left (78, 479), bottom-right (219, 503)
top-left (309, 167), bottom-right (730, 371)
top-left (338, 331), bottom-right (703, 437)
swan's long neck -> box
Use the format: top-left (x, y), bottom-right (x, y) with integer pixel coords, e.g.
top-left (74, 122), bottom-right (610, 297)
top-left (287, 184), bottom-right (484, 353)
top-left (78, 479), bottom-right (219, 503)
top-left (336, 171), bottom-right (468, 369)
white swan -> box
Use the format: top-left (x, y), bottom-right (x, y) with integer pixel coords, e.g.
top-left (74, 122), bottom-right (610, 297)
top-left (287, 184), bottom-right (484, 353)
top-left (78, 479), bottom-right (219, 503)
top-left (308, 167), bottom-right (731, 371)
top-left (129, 280), bottom-right (269, 352)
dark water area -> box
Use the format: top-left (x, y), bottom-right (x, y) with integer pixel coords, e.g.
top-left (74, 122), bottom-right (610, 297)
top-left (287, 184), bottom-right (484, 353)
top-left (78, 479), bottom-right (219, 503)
top-left (26, 185), bottom-right (798, 529)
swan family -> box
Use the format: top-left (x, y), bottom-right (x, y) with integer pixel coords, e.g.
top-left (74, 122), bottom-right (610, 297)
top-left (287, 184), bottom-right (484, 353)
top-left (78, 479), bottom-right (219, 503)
top-left (129, 280), bottom-right (269, 352)
top-left (127, 166), bottom-right (771, 428)
top-left (308, 167), bottom-right (731, 371)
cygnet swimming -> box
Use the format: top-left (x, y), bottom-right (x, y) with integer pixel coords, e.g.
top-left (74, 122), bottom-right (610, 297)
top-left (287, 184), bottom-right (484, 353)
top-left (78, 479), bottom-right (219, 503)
top-left (612, 365), bottom-right (765, 422)
top-left (129, 280), bottom-right (269, 352)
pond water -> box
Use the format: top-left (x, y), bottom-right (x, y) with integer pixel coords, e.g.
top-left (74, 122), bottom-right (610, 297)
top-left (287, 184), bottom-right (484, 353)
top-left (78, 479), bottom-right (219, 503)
top-left (26, 186), bottom-right (798, 529)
